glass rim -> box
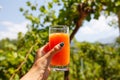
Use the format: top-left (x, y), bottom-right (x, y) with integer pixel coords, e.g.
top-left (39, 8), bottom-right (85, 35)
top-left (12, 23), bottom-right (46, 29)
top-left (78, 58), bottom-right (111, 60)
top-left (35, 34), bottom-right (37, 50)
top-left (49, 25), bottom-right (69, 34)
top-left (50, 25), bottom-right (68, 28)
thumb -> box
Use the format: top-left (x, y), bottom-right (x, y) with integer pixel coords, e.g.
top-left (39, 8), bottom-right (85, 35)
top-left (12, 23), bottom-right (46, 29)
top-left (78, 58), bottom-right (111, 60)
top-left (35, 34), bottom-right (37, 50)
top-left (44, 42), bottom-right (64, 58)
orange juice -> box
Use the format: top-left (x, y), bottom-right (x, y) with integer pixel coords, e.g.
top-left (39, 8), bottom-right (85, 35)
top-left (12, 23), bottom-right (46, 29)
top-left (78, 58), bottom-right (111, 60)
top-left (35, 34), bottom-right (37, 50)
top-left (49, 33), bottom-right (70, 66)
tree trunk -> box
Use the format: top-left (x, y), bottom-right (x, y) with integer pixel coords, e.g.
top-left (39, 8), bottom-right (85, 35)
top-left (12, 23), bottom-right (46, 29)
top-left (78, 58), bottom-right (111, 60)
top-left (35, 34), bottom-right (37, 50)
top-left (64, 3), bottom-right (93, 80)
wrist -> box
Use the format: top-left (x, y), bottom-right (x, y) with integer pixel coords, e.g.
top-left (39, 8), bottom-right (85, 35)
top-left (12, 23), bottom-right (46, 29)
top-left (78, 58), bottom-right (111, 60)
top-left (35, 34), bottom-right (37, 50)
top-left (20, 66), bottom-right (44, 80)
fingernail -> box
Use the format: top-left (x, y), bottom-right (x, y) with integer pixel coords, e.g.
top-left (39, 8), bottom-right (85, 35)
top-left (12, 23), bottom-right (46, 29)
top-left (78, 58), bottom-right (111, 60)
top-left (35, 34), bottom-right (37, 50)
top-left (60, 42), bottom-right (64, 47)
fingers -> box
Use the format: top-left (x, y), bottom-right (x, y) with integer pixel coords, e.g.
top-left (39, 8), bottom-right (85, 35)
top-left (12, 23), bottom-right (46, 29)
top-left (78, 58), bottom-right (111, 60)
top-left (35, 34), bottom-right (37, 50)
top-left (44, 42), bottom-right (64, 58)
top-left (43, 43), bottom-right (50, 53)
top-left (36, 42), bottom-right (64, 60)
top-left (36, 43), bottom-right (49, 59)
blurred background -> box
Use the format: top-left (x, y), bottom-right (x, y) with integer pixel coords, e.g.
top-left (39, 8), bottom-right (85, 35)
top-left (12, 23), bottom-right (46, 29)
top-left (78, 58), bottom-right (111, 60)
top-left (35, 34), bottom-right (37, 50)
top-left (0, 0), bottom-right (120, 80)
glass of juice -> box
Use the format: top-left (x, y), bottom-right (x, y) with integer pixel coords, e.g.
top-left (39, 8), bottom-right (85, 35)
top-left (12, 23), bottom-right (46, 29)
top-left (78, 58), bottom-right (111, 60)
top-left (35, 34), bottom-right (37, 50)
top-left (49, 25), bottom-right (70, 71)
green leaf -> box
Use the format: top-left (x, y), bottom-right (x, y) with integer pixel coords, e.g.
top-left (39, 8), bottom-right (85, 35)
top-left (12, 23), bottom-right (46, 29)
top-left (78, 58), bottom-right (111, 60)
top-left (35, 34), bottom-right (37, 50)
top-left (8, 68), bottom-right (15, 74)
top-left (94, 12), bottom-right (100, 19)
top-left (31, 5), bottom-right (36, 10)
top-left (19, 7), bottom-right (24, 12)
top-left (39, 6), bottom-right (47, 13)
top-left (25, 15), bottom-right (40, 24)
top-left (86, 14), bottom-right (91, 21)
top-left (14, 74), bottom-right (19, 80)
top-left (53, 0), bottom-right (59, 3)
top-left (26, 1), bottom-right (31, 6)
top-left (48, 2), bottom-right (53, 9)
top-left (0, 56), bottom-right (6, 61)
top-left (28, 54), bottom-right (34, 62)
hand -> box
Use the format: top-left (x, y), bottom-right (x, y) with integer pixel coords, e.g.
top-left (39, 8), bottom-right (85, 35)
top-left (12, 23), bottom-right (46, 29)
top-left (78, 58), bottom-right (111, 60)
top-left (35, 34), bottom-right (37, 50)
top-left (20, 42), bottom-right (64, 80)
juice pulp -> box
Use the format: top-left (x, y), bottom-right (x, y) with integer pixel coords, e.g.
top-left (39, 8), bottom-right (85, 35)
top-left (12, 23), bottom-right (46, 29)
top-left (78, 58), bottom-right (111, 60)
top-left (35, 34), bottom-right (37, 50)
top-left (49, 33), bottom-right (70, 66)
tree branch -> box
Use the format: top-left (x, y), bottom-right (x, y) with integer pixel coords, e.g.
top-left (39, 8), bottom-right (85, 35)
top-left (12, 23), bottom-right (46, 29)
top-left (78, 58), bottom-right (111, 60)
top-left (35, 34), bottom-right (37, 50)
top-left (70, 16), bottom-right (86, 41)
top-left (70, 3), bottom-right (93, 41)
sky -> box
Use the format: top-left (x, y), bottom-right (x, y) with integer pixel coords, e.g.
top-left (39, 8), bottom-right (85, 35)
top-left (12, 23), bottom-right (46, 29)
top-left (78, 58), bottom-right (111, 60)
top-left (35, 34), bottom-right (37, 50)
top-left (0, 0), bottom-right (119, 43)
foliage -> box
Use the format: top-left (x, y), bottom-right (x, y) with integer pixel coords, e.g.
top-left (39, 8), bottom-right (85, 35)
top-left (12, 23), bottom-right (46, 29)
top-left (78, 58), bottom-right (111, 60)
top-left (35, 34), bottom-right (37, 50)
top-left (20, 0), bottom-right (120, 28)
top-left (1, 0), bottom-right (120, 80)
top-left (0, 28), bottom-right (48, 80)
top-left (69, 40), bottom-right (120, 80)
top-left (0, 38), bottom-right (120, 80)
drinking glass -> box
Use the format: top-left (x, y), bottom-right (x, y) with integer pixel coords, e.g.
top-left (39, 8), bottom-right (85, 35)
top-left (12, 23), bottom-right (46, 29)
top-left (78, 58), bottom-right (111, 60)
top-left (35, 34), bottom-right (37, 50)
top-left (49, 25), bottom-right (70, 71)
